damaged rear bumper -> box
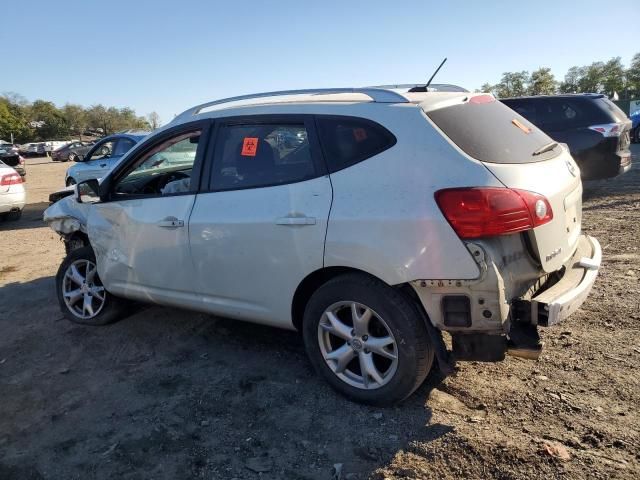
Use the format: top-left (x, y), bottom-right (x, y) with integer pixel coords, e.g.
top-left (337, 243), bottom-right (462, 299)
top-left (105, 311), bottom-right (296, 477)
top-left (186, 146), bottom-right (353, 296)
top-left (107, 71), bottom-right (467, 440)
top-left (519, 234), bottom-right (601, 326)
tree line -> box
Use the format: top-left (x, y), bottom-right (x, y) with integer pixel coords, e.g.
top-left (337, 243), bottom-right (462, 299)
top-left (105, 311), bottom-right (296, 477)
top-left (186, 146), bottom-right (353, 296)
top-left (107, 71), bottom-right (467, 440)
top-left (0, 92), bottom-right (161, 144)
top-left (480, 53), bottom-right (640, 99)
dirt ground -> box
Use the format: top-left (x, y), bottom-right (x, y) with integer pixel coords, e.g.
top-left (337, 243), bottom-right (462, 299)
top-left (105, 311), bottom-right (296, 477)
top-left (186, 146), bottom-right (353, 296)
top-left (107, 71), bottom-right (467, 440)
top-left (1, 151), bottom-right (638, 480)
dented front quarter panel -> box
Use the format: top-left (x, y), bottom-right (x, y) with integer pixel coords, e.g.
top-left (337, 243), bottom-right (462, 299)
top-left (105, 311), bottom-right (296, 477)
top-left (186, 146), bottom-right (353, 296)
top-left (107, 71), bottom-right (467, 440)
top-left (43, 194), bottom-right (91, 236)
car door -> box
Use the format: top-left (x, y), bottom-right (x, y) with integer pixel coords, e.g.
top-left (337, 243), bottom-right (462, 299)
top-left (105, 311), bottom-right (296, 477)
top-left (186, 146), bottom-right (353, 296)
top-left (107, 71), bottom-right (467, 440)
top-left (86, 122), bottom-right (211, 305)
top-left (188, 116), bottom-right (332, 328)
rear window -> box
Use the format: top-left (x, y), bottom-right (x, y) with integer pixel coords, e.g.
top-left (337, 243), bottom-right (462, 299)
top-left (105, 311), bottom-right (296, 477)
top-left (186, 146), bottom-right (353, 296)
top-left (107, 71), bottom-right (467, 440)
top-left (595, 98), bottom-right (629, 123)
top-left (427, 97), bottom-right (559, 164)
top-left (316, 116), bottom-right (396, 172)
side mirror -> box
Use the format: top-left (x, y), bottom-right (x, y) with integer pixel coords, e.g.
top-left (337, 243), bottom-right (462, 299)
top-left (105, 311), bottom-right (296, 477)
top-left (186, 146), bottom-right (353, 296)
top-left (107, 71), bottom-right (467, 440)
top-left (76, 179), bottom-right (101, 204)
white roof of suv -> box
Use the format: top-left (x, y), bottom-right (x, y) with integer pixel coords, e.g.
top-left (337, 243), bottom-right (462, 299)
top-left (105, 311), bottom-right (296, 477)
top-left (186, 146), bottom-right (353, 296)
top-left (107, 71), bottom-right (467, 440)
top-left (171, 86), bottom-right (474, 125)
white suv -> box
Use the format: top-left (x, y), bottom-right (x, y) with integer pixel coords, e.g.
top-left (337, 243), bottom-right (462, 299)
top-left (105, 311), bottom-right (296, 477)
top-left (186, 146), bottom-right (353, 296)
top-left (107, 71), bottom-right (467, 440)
top-left (45, 87), bottom-right (601, 405)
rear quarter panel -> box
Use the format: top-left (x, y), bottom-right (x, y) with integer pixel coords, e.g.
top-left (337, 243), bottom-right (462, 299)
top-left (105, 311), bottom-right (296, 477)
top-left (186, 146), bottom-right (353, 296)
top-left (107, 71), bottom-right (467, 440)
top-left (324, 105), bottom-right (503, 284)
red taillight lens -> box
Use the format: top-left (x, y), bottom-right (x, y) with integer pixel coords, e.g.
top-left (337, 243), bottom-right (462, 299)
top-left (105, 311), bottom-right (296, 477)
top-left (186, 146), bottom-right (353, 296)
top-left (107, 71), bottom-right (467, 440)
top-left (435, 187), bottom-right (553, 239)
top-left (0, 173), bottom-right (23, 186)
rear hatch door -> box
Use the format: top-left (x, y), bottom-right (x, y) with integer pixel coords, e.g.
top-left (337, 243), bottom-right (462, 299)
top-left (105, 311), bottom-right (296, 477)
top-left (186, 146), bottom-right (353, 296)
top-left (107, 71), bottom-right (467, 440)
top-left (424, 95), bottom-right (582, 272)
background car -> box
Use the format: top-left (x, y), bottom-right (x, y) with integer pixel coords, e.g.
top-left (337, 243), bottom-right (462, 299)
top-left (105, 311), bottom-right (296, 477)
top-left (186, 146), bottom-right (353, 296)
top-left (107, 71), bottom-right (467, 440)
top-left (501, 94), bottom-right (632, 180)
top-left (0, 160), bottom-right (26, 221)
top-left (0, 144), bottom-right (26, 177)
top-left (51, 141), bottom-right (95, 162)
top-left (64, 133), bottom-right (147, 186)
top-left (630, 110), bottom-right (640, 143)
top-left (19, 142), bottom-right (45, 156)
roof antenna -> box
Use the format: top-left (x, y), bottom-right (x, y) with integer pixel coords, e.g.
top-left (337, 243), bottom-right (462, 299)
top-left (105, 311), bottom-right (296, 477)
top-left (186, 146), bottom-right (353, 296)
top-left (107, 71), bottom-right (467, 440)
top-left (409, 58), bottom-right (447, 92)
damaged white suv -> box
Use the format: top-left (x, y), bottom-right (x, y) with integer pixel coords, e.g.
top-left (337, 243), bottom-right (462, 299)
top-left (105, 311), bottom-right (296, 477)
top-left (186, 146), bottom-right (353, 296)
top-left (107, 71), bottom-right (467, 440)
top-left (45, 87), bottom-right (601, 405)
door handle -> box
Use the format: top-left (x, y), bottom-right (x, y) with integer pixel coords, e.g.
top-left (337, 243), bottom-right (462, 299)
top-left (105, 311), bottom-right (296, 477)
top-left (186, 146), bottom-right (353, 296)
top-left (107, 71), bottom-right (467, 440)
top-left (100, 163), bottom-right (107, 167)
top-left (275, 216), bottom-right (316, 226)
top-left (157, 217), bottom-right (184, 228)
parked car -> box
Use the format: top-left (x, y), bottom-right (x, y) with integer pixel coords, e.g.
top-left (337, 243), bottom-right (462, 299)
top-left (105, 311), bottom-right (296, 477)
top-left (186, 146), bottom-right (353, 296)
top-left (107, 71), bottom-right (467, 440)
top-left (0, 144), bottom-right (26, 177)
top-left (0, 160), bottom-right (26, 221)
top-left (19, 142), bottom-right (45, 156)
top-left (630, 110), bottom-right (640, 143)
top-left (64, 133), bottom-right (147, 186)
top-left (501, 94), bottom-right (632, 180)
top-left (44, 140), bottom-right (70, 153)
top-left (45, 87), bottom-right (601, 405)
top-left (51, 141), bottom-right (95, 162)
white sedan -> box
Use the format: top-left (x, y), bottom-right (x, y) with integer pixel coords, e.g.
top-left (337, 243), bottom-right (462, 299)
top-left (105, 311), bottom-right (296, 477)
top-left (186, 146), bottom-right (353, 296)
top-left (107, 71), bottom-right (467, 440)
top-left (0, 162), bottom-right (26, 220)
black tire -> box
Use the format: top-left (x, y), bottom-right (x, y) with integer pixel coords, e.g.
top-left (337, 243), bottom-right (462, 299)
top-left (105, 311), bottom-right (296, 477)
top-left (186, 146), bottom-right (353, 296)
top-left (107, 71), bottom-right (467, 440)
top-left (302, 273), bottom-right (434, 406)
top-left (56, 246), bottom-right (128, 326)
top-left (66, 152), bottom-right (76, 162)
top-left (633, 126), bottom-right (640, 144)
top-left (6, 209), bottom-right (22, 221)
top-left (66, 177), bottom-right (76, 187)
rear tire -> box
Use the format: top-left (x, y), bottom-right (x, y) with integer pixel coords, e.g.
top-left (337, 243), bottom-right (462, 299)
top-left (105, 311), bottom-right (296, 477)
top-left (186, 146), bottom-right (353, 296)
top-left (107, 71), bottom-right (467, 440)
top-left (56, 246), bottom-right (128, 326)
top-left (6, 210), bottom-right (22, 221)
top-left (302, 273), bottom-right (434, 406)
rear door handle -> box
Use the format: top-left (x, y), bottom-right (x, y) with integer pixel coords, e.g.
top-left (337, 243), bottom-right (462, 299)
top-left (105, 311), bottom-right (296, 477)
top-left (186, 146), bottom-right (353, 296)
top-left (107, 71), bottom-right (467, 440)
top-left (275, 216), bottom-right (316, 226)
top-left (157, 217), bottom-right (184, 228)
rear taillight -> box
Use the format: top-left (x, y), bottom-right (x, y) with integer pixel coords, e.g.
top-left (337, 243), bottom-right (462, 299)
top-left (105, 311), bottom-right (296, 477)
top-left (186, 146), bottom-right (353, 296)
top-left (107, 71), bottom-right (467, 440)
top-left (18, 155), bottom-right (25, 164)
top-left (0, 173), bottom-right (23, 186)
top-left (588, 123), bottom-right (621, 137)
top-left (435, 187), bottom-right (553, 239)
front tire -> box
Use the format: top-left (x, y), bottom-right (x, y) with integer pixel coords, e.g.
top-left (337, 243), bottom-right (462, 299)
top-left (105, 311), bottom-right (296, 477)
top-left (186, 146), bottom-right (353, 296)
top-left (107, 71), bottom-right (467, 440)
top-left (56, 246), bottom-right (127, 326)
top-left (302, 273), bottom-right (434, 406)
top-left (66, 152), bottom-right (77, 162)
top-left (66, 177), bottom-right (76, 187)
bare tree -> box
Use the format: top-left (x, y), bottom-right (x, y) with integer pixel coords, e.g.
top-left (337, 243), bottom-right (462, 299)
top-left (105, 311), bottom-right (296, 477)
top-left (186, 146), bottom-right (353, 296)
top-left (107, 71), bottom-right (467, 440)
top-left (147, 112), bottom-right (161, 130)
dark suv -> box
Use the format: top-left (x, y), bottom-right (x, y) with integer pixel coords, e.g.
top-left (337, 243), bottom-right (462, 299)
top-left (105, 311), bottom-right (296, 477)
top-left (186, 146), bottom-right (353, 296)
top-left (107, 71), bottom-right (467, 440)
top-left (501, 94), bottom-right (632, 180)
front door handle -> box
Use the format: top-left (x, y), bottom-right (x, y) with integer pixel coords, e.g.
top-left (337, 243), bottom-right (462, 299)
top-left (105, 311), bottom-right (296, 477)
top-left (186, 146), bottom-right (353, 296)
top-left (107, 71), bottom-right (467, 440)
top-left (275, 216), bottom-right (316, 226)
top-left (100, 163), bottom-right (107, 167)
top-left (157, 216), bottom-right (184, 228)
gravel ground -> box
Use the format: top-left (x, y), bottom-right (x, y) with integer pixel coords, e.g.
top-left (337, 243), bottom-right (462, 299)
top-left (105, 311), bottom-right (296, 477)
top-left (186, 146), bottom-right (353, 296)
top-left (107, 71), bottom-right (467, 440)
top-left (0, 151), bottom-right (638, 479)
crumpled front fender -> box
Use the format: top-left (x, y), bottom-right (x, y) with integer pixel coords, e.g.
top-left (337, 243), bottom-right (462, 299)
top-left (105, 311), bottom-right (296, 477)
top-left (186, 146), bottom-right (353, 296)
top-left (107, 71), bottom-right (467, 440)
top-left (43, 195), bottom-right (90, 236)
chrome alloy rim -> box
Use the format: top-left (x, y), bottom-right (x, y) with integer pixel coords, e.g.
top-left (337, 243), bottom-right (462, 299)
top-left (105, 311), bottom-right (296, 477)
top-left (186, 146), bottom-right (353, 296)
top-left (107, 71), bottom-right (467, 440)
top-left (318, 301), bottom-right (398, 390)
top-left (62, 259), bottom-right (106, 319)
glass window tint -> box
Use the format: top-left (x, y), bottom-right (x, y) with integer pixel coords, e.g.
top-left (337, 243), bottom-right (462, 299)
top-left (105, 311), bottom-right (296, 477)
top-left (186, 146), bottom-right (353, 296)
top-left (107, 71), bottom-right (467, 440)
top-left (114, 138), bottom-right (135, 156)
top-left (316, 117), bottom-right (396, 172)
top-left (114, 130), bottom-right (201, 196)
top-left (211, 123), bottom-right (315, 190)
top-left (86, 140), bottom-right (114, 161)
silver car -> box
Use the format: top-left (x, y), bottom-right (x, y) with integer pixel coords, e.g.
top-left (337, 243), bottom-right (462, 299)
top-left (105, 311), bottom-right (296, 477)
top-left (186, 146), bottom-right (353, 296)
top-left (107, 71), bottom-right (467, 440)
top-left (45, 87), bottom-right (601, 405)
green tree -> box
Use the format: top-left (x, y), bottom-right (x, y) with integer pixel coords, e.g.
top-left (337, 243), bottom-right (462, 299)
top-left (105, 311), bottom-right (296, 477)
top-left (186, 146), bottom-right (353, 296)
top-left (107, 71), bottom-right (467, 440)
top-left (627, 53), bottom-right (640, 97)
top-left (559, 66), bottom-right (582, 93)
top-left (62, 104), bottom-right (88, 140)
top-left (0, 96), bottom-right (31, 142)
top-left (30, 100), bottom-right (68, 140)
top-left (494, 71), bottom-right (530, 98)
top-left (528, 68), bottom-right (557, 95)
top-left (601, 57), bottom-right (625, 97)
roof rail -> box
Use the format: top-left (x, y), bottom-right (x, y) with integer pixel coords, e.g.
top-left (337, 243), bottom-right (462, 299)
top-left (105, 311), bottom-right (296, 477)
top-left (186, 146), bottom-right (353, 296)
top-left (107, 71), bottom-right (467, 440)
top-left (172, 87), bottom-right (409, 123)
top-left (370, 83), bottom-right (469, 93)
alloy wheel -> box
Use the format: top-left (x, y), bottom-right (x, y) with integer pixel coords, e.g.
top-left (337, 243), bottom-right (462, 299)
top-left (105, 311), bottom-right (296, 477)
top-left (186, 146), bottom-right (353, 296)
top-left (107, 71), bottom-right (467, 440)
top-left (62, 259), bottom-right (106, 320)
top-left (317, 301), bottom-right (398, 390)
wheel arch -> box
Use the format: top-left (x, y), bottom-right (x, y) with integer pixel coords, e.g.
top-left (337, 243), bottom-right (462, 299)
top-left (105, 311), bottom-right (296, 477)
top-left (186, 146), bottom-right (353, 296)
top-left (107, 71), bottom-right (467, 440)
top-left (291, 266), bottom-right (389, 331)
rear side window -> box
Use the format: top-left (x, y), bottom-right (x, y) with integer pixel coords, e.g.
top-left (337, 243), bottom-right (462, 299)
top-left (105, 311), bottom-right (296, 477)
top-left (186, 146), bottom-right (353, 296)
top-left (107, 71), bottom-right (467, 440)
top-left (316, 117), bottom-right (396, 172)
top-left (427, 97), bottom-right (559, 164)
top-left (211, 123), bottom-right (316, 190)
top-left (595, 98), bottom-right (628, 123)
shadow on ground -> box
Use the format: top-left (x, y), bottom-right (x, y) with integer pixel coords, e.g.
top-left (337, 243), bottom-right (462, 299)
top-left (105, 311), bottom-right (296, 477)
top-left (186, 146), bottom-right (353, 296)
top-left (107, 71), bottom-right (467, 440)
top-left (0, 275), bottom-right (451, 480)
top-left (0, 201), bottom-right (49, 232)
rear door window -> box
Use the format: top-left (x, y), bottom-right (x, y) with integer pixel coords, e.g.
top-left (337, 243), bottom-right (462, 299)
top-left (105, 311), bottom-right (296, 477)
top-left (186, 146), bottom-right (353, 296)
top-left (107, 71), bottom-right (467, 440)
top-left (211, 123), bottom-right (318, 190)
top-left (426, 96), bottom-right (560, 164)
top-left (315, 116), bottom-right (396, 172)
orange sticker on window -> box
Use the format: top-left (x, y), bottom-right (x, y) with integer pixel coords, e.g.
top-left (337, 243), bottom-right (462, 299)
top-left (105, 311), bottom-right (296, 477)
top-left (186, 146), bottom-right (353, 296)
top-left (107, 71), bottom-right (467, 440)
top-left (353, 128), bottom-right (367, 142)
top-left (241, 137), bottom-right (259, 156)
top-left (511, 118), bottom-right (531, 134)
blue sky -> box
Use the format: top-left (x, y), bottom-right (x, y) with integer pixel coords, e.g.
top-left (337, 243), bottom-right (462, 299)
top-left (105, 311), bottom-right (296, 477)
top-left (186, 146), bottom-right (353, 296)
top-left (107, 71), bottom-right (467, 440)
top-left (2, 0), bottom-right (637, 124)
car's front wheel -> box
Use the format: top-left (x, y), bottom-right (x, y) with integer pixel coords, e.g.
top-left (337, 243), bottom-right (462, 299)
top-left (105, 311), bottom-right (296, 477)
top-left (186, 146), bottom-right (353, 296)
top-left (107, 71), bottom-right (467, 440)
top-left (302, 273), bottom-right (434, 406)
top-left (66, 152), bottom-right (76, 162)
top-left (66, 177), bottom-right (76, 187)
top-left (56, 246), bottom-right (127, 326)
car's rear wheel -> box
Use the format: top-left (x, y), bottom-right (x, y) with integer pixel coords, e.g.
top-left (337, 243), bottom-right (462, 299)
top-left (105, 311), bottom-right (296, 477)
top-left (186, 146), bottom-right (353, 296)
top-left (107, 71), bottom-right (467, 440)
top-left (56, 246), bottom-right (128, 326)
top-left (302, 273), bottom-right (434, 406)
top-left (66, 177), bottom-right (76, 186)
top-left (66, 152), bottom-right (76, 162)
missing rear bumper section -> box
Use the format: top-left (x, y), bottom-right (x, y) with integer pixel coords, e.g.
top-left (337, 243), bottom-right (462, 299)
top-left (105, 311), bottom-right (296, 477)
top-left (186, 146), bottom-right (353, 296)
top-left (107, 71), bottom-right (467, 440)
top-left (514, 235), bottom-right (601, 327)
